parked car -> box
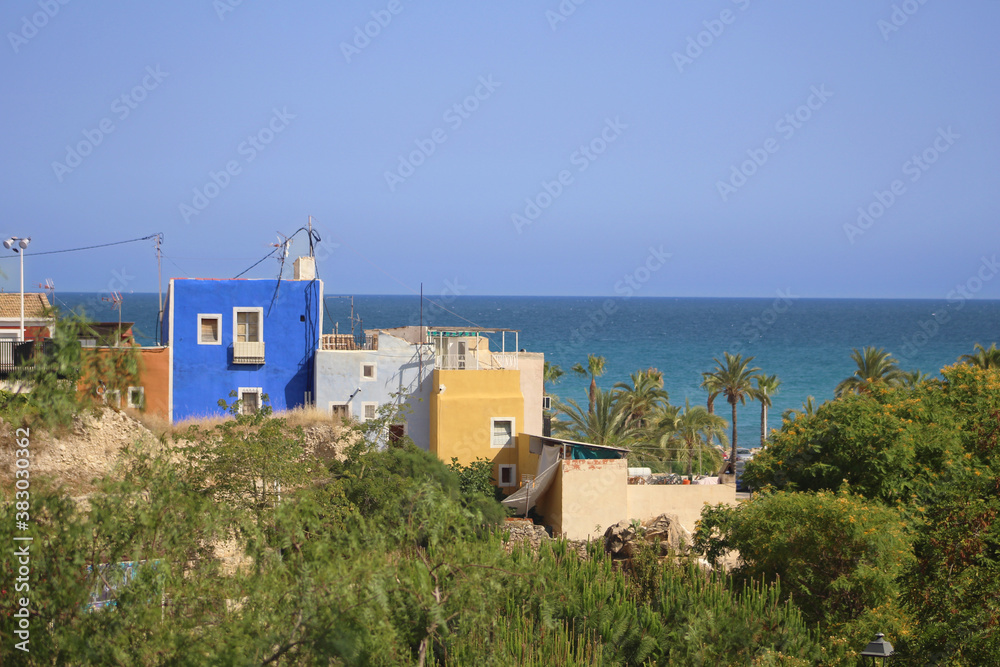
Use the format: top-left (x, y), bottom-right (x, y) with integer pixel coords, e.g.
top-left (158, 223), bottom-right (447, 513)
top-left (734, 460), bottom-right (748, 492)
top-left (735, 447), bottom-right (754, 461)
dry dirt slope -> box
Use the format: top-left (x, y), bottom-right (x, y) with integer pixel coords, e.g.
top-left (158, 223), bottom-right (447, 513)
top-left (1, 408), bottom-right (347, 495)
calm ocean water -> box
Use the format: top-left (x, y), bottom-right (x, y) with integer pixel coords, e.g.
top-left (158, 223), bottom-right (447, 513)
top-left (55, 291), bottom-right (1000, 447)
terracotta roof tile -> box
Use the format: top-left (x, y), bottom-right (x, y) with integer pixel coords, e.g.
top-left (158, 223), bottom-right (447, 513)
top-left (0, 293), bottom-right (51, 319)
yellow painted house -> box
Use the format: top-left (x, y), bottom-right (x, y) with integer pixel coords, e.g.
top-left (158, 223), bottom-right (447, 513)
top-left (427, 328), bottom-right (544, 492)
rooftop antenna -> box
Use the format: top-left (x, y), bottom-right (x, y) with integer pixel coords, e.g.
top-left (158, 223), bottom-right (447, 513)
top-left (308, 215), bottom-right (315, 257)
top-left (38, 279), bottom-right (54, 303)
top-left (154, 233), bottom-right (163, 344)
top-left (102, 291), bottom-right (124, 347)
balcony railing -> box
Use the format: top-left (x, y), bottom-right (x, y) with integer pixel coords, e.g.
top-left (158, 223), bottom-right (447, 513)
top-left (320, 333), bottom-right (378, 351)
top-left (436, 351), bottom-right (518, 371)
top-left (233, 341), bottom-right (265, 364)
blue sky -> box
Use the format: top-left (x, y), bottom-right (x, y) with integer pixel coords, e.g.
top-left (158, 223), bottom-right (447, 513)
top-left (2, 1), bottom-right (999, 299)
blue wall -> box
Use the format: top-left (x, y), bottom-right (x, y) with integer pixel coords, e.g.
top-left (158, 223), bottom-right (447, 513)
top-left (167, 278), bottom-right (322, 421)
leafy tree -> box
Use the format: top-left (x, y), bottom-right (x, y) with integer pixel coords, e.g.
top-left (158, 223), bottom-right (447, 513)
top-left (695, 490), bottom-right (915, 639)
top-left (183, 392), bottom-right (318, 533)
top-left (781, 395), bottom-right (817, 422)
top-left (958, 341), bottom-right (1000, 369)
top-left (834, 346), bottom-right (906, 397)
top-left (754, 373), bottom-right (781, 446)
top-left (705, 352), bottom-right (760, 472)
top-left (5, 309), bottom-right (141, 429)
top-left (571, 353), bottom-right (606, 414)
top-left (447, 456), bottom-right (496, 499)
top-left (900, 368), bottom-right (932, 388)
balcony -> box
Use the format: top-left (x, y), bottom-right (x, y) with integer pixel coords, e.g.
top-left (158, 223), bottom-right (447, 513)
top-left (320, 332), bottom-right (378, 351)
top-left (436, 350), bottom-right (518, 371)
top-left (233, 341), bottom-right (265, 364)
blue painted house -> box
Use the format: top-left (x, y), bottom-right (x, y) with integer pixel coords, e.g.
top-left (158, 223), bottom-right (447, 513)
top-left (162, 264), bottom-right (323, 422)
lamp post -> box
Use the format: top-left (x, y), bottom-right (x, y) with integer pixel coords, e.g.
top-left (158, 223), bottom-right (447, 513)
top-left (3, 237), bottom-right (31, 342)
top-left (860, 633), bottom-right (894, 666)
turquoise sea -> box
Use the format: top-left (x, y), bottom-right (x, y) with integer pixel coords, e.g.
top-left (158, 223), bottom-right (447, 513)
top-left (55, 292), bottom-right (1000, 448)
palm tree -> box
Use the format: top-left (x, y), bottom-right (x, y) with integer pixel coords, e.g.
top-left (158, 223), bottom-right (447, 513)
top-left (543, 361), bottom-right (564, 400)
top-left (572, 354), bottom-right (606, 414)
top-left (705, 352), bottom-right (760, 473)
top-left (552, 389), bottom-right (637, 449)
top-left (901, 369), bottom-right (932, 388)
top-left (754, 374), bottom-right (781, 447)
top-left (613, 368), bottom-right (669, 428)
top-left (959, 343), bottom-right (1000, 369)
top-left (834, 347), bottom-right (906, 397)
top-left (782, 396), bottom-right (817, 422)
top-left (544, 361), bottom-right (564, 387)
top-left (669, 399), bottom-right (729, 476)
top-left (700, 372), bottom-right (722, 415)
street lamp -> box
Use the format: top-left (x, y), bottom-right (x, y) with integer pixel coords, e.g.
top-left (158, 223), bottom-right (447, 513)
top-left (860, 633), bottom-right (894, 666)
top-left (3, 237), bottom-right (31, 342)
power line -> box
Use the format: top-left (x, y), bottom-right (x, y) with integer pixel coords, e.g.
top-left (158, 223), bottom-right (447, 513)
top-left (0, 233), bottom-right (160, 258)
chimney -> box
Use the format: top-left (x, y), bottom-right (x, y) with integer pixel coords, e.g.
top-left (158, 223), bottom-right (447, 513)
top-left (293, 256), bottom-right (315, 280)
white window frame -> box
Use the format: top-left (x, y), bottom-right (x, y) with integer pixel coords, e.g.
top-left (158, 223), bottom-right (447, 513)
top-left (490, 417), bottom-right (515, 449)
top-left (198, 313), bottom-right (223, 345)
top-left (232, 307), bottom-right (263, 343)
top-left (329, 402), bottom-right (351, 420)
top-left (360, 402), bottom-right (379, 422)
top-left (238, 387), bottom-right (262, 415)
top-left (361, 362), bottom-right (377, 382)
top-left (498, 464), bottom-right (517, 488)
top-left (127, 386), bottom-right (145, 409)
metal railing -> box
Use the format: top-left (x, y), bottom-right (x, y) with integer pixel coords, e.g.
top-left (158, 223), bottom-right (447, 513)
top-left (436, 350), bottom-right (518, 371)
top-left (0, 340), bottom-right (36, 375)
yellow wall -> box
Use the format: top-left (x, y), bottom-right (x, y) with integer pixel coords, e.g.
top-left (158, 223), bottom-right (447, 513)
top-left (557, 459), bottom-right (629, 540)
top-left (627, 484), bottom-right (737, 535)
top-left (430, 369), bottom-right (525, 485)
top-left (534, 460), bottom-right (739, 540)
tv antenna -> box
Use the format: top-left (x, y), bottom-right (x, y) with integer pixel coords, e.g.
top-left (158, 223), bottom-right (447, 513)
top-left (102, 291), bottom-right (124, 347)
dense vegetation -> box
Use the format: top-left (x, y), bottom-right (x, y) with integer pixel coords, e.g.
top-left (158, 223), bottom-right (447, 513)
top-left (2, 316), bottom-right (999, 664)
top-left (2, 398), bottom-right (841, 665)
